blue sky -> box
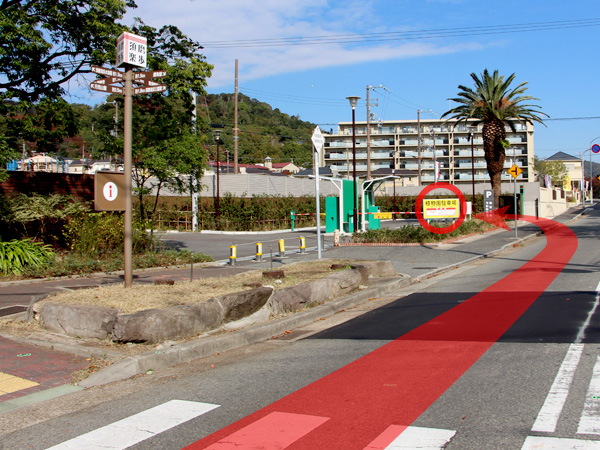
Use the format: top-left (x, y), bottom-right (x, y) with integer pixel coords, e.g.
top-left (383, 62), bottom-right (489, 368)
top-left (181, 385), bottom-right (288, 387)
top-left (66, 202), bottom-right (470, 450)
top-left (80, 0), bottom-right (600, 160)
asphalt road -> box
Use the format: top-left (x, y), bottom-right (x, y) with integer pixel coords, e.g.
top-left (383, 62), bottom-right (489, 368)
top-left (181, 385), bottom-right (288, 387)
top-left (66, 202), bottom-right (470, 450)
top-left (2, 209), bottom-right (599, 449)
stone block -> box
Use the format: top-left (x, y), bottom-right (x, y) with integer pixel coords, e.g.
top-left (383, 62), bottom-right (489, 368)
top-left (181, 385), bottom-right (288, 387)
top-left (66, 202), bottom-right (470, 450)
top-left (112, 299), bottom-right (225, 343)
top-left (39, 303), bottom-right (118, 340)
top-left (219, 287), bottom-right (274, 323)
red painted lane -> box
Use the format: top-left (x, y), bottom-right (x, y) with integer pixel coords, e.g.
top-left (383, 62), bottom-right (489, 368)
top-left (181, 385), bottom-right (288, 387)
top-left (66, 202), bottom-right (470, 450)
top-left (185, 216), bottom-right (577, 450)
top-left (203, 412), bottom-right (329, 449)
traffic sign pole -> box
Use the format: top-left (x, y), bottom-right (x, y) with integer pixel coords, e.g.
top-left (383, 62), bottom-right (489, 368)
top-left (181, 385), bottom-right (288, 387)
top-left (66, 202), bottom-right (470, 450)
top-left (123, 67), bottom-right (133, 288)
top-left (514, 173), bottom-right (518, 239)
top-left (312, 127), bottom-right (324, 259)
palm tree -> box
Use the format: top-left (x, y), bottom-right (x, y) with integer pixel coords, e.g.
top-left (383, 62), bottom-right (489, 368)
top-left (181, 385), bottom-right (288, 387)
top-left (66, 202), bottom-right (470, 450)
top-left (442, 69), bottom-right (547, 208)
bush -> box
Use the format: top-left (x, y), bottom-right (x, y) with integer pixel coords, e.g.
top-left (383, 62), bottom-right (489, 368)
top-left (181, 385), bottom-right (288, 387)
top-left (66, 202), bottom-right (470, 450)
top-left (0, 193), bottom-right (90, 245)
top-left (64, 211), bottom-right (124, 257)
top-left (0, 238), bottom-right (54, 275)
top-left (353, 219), bottom-right (493, 244)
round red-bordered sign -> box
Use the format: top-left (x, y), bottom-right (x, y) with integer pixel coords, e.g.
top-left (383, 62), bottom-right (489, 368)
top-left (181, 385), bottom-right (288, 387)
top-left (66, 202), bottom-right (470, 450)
top-left (592, 144), bottom-right (600, 154)
top-left (415, 182), bottom-right (467, 234)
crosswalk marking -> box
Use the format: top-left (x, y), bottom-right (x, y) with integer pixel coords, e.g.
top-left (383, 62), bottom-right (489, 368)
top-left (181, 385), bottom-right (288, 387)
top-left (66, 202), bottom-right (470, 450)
top-left (578, 355), bottom-right (600, 435)
top-left (203, 412), bottom-right (329, 449)
top-left (45, 400), bottom-right (218, 450)
top-left (532, 343), bottom-right (584, 433)
top-left (364, 425), bottom-right (456, 449)
top-left (0, 371), bottom-right (39, 395)
top-left (522, 436), bottom-right (600, 449)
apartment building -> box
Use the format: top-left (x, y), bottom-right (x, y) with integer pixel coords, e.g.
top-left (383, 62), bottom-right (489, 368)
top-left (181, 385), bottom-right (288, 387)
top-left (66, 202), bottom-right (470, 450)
top-left (322, 118), bottom-right (534, 185)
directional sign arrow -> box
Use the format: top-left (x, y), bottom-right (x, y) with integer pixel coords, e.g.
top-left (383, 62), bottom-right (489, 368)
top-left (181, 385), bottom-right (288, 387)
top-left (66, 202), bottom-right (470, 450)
top-left (90, 83), bottom-right (123, 94)
top-left (508, 164), bottom-right (523, 178)
top-left (133, 84), bottom-right (167, 95)
top-left (186, 211), bottom-right (578, 450)
top-left (91, 65), bottom-right (123, 79)
top-left (92, 76), bottom-right (122, 85)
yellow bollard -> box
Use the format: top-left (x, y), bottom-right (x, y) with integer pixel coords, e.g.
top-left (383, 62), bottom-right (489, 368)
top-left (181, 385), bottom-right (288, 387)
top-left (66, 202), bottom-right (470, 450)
top-left (256, 242), bottom-right (263, 262)
top-left (229, 245), bottom-right (237, 265)
top-left (278, 239), bottom-right (285, 258)
top-left (299, 236), bottom-right (306, 254)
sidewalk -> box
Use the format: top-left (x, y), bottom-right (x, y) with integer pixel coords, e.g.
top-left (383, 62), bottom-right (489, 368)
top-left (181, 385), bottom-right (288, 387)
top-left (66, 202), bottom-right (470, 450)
top-left (0, 205), bottom-right (592, 412)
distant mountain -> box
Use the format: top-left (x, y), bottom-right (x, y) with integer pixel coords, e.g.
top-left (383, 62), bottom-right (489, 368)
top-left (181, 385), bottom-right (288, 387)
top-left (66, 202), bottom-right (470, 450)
top-left (199, 93), bottom-right (317, 168)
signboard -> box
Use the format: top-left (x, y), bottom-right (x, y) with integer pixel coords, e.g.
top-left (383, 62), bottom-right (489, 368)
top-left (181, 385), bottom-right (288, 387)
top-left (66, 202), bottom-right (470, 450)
top-left (91, 65), bottom-right (122, 78)
top-left (133, 84), bottom-right (167, 95)
top-left (116, 32), bottom-right (147, 68)
top-left (311, 126), bottom-right (325, 154)
top-left (484, 189), bottom-right (494, 212)
top-left (133, 70), bottom-right (167, 82)
top-left (508, 164), bottom-right (523, 179)
top-left (374, 212), bottom-right (393, 220)
top-left (592, 144), bottom-right (600, 153)
top-left (423, 198), bottom-right (459, 219)
top-left (90, 83), bottom-right (123, 94)
top-left (95, 172), bottom-right (125, 211)
top-left (92, 76), bottom-right (122, 85)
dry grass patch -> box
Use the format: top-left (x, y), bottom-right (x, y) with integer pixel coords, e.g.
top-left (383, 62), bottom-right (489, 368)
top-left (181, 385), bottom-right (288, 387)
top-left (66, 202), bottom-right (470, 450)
top-left (39, 259), bottom-right (355, 314)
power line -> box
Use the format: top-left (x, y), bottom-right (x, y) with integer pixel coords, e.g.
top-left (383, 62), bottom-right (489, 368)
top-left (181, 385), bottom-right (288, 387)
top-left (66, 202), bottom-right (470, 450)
top-left (202, 18), bottom-right (600, 48)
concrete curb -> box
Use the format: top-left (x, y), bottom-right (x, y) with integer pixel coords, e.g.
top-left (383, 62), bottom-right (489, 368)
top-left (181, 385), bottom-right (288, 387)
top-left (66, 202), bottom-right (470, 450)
top-left (78, 275), bottom-right (412, 388)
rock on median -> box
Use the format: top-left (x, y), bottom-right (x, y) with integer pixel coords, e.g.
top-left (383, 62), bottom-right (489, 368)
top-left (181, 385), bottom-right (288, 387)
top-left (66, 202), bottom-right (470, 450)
top-left (269, 269), bottom-right (362, 314)
top-left (40, 303), bottom-right (118, 340)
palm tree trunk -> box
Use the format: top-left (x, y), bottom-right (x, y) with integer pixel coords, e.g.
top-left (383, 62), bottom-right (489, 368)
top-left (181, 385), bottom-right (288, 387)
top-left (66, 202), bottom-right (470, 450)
top-left (482, 119), bottom-right (506, 208)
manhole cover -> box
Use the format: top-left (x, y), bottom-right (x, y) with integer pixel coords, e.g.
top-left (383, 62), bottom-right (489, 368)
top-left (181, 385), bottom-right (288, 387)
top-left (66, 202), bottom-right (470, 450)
top-left (0, 305), bottom-right (27, 317)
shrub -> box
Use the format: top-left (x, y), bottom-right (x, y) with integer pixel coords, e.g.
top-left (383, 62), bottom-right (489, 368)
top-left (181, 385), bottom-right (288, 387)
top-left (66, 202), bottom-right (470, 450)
top-left (64, 212), bottom-right (124, 257)
top-left (0, 238), bottom-right (54, 275)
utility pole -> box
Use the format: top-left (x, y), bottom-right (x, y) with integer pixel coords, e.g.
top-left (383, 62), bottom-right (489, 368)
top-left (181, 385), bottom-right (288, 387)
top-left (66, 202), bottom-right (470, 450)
top-left (417, 110), bottom-right (422, 186)
top-left (366, 84), bottom-right (389, 180)
top-left (233, 59), bottom-right (239, 174)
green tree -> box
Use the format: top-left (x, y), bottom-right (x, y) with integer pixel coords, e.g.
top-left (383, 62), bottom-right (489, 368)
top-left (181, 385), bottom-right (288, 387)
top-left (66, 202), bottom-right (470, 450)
top-left (0, 0), bottom-right (134, 103)
top-left (533, 156), bottom-right (568, 186)
top-left (442, 70), bottom-right (547, 207)
top-left (1, 1), bottom-right (213, 182)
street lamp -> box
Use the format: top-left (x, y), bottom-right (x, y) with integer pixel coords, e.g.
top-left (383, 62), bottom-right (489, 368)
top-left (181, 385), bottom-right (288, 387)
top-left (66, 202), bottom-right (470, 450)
top-left (212, 124), bottom-right (224, 227)
top-left (347, 96), bottom-right (361, 232)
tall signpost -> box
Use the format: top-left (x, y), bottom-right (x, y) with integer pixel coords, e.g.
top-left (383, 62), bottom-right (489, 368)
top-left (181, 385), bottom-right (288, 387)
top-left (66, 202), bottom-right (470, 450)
top-left (91, 32), bottom-right (167, 288)
top-left (312, 126), bottom-right (325, 259)
top-left (508, 163), bottom-right (523, 238)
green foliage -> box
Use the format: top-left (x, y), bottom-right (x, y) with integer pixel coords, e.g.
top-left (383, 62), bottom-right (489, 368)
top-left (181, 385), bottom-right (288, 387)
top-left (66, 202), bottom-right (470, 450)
top-left (0, 0), bottom-right (133, 103)
top-left (2, 193), bottom-right (90, 244)
top-left (198, 194), bottom-right (324, 231)
top-left (442, 69), bottom-right (547, 205)
top-left (534, 156), bottom-right (568, 185)
top-left (353, 219), bottom-right (493, 244)
top-left (64, 211), bottom-right (124, 257)
top-left (0, 238), bottom-right (54, 275)
top-left (18, 248), bottom-right (213, 278)
top-left (202, 93), bottom-right (316, 167)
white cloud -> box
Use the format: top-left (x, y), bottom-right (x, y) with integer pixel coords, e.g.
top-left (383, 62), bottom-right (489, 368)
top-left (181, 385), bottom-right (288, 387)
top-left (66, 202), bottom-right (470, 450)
top-left (124, 0), bottom-right (493, 88)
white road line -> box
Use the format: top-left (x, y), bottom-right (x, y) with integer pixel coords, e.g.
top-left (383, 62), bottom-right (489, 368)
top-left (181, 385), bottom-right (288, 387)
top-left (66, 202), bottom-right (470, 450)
top-left (576, 280), bottom-right (600, 343)
top-left (578, 355), bottom-right (600, 435)
top-left (45, 400), bottom-right (219, 450)
top-left (522, 436), bottom-right (600, 449)
top-left (364, 425), bottom-right (456, 449)
top-left (532, 343), bottom-right (584, 433)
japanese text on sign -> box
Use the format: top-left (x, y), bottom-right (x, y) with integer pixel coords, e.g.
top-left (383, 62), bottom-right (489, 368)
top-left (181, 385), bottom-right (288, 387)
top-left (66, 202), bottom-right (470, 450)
top-left (423, 198), bottom-right (460, 219)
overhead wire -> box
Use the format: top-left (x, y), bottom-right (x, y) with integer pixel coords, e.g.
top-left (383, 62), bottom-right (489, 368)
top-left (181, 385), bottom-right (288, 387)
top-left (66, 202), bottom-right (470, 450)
top-left (201, 18), bottom-right (600, 48)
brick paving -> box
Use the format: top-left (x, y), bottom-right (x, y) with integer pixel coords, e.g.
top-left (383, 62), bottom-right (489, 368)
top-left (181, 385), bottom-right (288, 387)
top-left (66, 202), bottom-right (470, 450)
top-left (0, 336), bottom-right (88, 401)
